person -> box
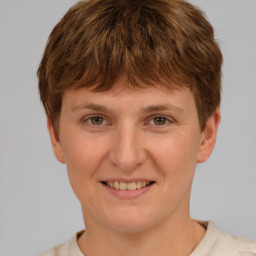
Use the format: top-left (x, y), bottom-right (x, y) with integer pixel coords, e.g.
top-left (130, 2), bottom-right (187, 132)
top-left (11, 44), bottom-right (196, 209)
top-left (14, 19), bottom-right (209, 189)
top-left (37, 0), bottom-right (256, 255)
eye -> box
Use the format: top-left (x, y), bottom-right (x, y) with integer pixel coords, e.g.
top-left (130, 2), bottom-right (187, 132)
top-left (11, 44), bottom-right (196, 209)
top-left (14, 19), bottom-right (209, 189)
top-left (85, 116), bottom-right (107, 126)
top-left (149, 116), bottom-right (172, 126)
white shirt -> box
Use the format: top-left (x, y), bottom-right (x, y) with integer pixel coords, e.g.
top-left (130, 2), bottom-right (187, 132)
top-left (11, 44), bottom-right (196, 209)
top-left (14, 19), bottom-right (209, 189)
top-left (39, 221), bottom-right (256, 256)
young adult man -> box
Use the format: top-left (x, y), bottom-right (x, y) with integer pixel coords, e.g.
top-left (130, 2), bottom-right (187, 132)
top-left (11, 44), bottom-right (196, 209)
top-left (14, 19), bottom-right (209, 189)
top-left (38, 0), bottom-right (256, 255)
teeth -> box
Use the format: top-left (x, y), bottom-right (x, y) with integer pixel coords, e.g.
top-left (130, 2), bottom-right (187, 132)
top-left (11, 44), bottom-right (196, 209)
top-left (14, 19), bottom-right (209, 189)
top-left (114, 181), bottom-right (119, 190)
top-left (136, 181), bottom-right (142, 189)
top-left (120, 182), bottom-right (128, 190)
top-left (128, 182), bottom-right (136, 190)
top-left (105, 181), bottom-right (153, 190)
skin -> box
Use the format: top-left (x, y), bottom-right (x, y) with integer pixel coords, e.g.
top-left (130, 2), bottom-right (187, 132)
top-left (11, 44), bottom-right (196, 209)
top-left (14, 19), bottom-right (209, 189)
top-left (47, 82), bottom-right (221, 256)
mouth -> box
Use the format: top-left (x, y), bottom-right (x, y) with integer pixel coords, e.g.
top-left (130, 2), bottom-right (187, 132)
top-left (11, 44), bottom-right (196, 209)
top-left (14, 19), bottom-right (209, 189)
top-left (101, 181), bottom-right (155, 191)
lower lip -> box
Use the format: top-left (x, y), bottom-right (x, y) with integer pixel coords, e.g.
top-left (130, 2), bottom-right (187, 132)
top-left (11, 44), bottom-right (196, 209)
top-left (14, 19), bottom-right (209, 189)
top-left (101, 183), bottom-right (155, 199)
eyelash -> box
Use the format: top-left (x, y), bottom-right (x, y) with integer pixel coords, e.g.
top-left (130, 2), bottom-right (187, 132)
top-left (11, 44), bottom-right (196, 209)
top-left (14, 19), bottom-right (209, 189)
top-left (148, 115), bottom-right (174, 126)
top-left (82, 115), bottom-right (108, 126)
top-left (81, 114), bottom-right (174, 127)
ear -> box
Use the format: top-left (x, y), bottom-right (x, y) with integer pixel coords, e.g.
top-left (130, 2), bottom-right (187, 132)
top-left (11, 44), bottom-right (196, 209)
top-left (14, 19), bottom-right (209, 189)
top-left (196, 108), bottom-right (221, 163)
top-left (47, 116), bottom-right (66, 164)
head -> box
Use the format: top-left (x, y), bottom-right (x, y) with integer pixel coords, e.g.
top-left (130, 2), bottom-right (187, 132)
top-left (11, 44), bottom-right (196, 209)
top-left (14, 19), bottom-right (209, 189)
top-left (38, 0), bottom-right (222, 133)
top-left (38, 0), bottom-right (222, 235)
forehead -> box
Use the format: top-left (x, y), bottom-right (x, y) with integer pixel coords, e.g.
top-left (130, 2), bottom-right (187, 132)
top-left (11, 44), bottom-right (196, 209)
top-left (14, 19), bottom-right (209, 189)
top-left (61, 83), bottom-right (196, 117)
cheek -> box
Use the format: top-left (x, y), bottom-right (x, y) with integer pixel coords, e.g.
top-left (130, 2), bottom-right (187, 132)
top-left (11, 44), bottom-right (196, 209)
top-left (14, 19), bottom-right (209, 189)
top-left (152, 133), bottom-right (198, 168)
top-left (150, 133), bottom-right (199, 189)
top-left (60, 133), bottom-right (108, 198)
top-left (62, 130), bottom-right (106, 168)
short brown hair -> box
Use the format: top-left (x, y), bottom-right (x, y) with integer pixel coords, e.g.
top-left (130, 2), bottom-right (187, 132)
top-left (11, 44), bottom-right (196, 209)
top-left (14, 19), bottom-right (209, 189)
top-left (38, 0), bottom-right (222, 131)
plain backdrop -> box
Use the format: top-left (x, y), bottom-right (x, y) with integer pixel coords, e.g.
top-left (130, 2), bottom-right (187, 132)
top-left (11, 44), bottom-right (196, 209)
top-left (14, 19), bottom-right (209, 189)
top-left (0, 0), bottom-right (255, 255)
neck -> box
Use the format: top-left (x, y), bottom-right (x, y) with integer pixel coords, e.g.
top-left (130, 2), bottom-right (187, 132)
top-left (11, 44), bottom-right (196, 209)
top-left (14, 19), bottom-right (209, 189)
top-left (78, 209), bottom-right (206, 256)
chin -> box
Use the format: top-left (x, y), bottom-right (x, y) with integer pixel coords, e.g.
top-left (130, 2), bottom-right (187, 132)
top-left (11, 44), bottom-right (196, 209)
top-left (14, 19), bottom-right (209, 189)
top-left (104, 208), bottom-right (157, 235)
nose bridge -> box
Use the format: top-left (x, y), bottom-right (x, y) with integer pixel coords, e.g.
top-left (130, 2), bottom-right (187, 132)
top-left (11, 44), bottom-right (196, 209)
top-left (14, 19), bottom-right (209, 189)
top-left (109, 123), bottom-right (146, 171)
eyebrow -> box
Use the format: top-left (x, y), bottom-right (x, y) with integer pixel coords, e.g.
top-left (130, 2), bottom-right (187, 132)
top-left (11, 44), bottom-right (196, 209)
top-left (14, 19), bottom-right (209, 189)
top-left (71, 103), bottom-right (108, 113)
top-left (71, 103), bottom-right (184, 113)
top-left (141, 104), bottom-right (184, 113)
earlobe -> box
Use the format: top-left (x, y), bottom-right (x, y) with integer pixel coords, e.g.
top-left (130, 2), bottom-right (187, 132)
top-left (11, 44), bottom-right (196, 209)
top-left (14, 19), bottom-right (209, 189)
top-left (196, 108), bottom-right (221, 163)
top-left (47, 116), bottom-right (66, 164)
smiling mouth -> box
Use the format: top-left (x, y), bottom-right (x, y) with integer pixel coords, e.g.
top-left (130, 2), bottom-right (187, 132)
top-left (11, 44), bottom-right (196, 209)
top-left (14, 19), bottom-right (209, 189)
top-left (101, 181), bottom-right (155, 191)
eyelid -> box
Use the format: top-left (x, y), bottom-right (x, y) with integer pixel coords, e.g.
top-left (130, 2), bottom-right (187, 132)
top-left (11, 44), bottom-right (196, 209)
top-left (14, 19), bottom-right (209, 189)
top-left (147, 115), bottom-right (175, 125)
top-left (80, 114), bottom-right (174, 126)
top-left (82, 114), bottom-right (108, 125)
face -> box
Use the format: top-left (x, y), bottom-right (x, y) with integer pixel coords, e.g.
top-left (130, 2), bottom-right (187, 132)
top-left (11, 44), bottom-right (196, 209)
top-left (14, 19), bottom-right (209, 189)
top-left (48, 83), bottom-right (220, 235)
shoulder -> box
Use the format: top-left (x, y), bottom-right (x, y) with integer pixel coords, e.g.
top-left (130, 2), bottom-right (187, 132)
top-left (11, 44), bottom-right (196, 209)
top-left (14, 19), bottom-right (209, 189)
top-left (38, 231), bottom-right (84, 256)
top-left (193, 221), bottom-right (256, 256)
top-left (39, 242), bottom-right (69, 256)
top-left (214, 227), bottom-right (256, 256)
top-left (39, 240), bottom-right (70, 256)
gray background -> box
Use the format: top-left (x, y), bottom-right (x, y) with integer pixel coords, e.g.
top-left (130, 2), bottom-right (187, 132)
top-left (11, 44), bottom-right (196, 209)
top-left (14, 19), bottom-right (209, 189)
top-left (0, 0), bottom-right (255, 255)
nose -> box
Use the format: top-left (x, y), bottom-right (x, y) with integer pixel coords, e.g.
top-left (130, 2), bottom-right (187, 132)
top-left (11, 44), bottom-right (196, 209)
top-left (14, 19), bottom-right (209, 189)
top-left (108, 125), bottom-right (147, 172)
